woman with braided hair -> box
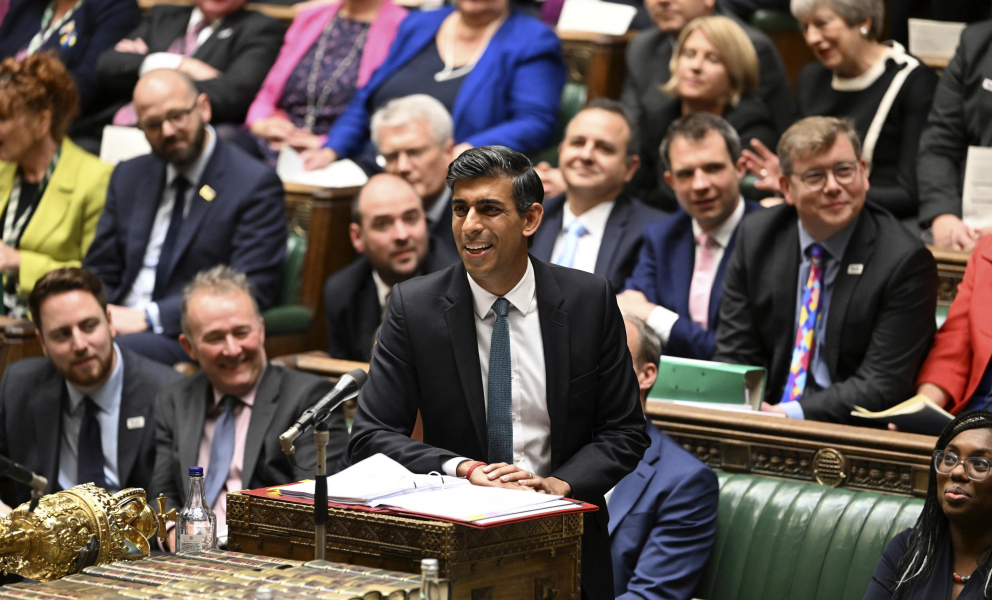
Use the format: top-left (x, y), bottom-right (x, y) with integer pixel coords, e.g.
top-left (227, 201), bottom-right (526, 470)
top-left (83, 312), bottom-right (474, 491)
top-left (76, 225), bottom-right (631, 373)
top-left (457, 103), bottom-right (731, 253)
top-left (865, 410), bottom-right (992, 599)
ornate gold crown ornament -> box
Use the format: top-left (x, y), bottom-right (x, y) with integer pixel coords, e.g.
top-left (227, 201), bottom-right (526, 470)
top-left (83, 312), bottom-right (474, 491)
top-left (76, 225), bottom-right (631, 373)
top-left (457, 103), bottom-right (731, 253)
top-left (0, 485), bottom-right (165, 581)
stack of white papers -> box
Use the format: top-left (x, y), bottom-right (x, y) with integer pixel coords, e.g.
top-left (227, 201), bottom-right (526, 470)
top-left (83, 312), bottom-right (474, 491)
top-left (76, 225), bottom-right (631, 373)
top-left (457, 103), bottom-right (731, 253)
top-left (279, 454), bottom-right (582, 524)
top-left (276, 147), bottom-right (368, 189)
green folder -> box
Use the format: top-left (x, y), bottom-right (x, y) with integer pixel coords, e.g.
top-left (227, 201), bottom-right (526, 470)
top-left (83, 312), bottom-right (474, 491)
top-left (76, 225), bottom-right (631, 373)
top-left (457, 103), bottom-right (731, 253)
top-left (648, 357), bottom-right (766, 411)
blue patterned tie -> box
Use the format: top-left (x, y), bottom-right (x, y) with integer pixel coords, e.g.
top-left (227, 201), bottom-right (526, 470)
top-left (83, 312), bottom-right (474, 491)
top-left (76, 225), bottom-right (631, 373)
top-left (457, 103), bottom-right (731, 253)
top-left (487, 298), bottom-right (513, 464)
top-left (204, 395), bottom-right (238, 507)
top-left (554, 220), bottom-right (588, 268)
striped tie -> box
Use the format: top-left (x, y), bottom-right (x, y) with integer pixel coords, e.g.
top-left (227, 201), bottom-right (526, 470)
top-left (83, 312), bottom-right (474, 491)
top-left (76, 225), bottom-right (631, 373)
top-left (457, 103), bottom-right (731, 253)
top-left (781, 244), bottom-right (824, 404)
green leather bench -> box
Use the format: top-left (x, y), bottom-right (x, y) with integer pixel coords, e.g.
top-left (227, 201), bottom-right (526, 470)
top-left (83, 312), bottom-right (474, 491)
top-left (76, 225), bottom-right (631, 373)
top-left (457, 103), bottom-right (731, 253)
top-left (530, 82), bottom-right (589, 167)
top-left (697, 473), bottom-right (924, 600)
top-left (261, 230), bottom-right (312, 337)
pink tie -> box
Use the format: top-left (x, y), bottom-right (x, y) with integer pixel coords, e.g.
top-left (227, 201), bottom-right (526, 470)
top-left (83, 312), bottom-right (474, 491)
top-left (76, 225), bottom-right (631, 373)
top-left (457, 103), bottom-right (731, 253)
top-left (688, 232), bottom-right (717, 330)
top-left (113, 20), bottom-right (208, 126)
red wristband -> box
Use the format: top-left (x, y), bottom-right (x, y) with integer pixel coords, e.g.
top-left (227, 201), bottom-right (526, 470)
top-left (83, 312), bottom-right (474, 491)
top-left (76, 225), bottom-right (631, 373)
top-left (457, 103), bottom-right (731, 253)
top-left (464, 461), bottom-right (487, 480)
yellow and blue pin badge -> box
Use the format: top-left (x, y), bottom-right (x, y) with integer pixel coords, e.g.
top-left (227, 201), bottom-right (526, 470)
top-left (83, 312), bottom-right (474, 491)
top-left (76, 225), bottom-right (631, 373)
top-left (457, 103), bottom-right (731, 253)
top-left (59, 21), bottom-right (77, 48)
top-left (199, 185), bottom-right (216, 201)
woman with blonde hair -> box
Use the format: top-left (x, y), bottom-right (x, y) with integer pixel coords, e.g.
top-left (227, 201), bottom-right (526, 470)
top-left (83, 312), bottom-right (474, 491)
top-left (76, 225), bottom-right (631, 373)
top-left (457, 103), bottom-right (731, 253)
top-left (632, 15), bottom-right (777, 209)
top-left (0, 53), bottom-right (110, 316)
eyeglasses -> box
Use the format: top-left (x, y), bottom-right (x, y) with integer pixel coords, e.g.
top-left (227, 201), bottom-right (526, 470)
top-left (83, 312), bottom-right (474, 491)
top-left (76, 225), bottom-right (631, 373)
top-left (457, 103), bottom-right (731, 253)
top-left (934, 450), bottom-right (992, 482)
top-left (794, 161), bottom-right (860, 192)
top-left (137, 101), bottom-right (198, 134)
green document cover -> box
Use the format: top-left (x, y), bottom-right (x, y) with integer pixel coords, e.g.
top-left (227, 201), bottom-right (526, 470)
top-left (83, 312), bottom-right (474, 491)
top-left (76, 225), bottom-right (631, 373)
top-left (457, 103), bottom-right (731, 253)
top-left (648, 357), bottom-right (766, 411)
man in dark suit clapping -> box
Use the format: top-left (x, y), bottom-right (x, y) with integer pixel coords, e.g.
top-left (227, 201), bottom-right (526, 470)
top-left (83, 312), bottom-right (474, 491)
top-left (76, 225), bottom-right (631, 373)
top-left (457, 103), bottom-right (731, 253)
top-left (84, 69), bottom-right (286, 365)
top-left (531, 99), bottom-right (663, 291)
top-left (323, 174), bottom-right (452, 362)
top-left (350, 145), bottom-right (649, 600)
top-left (714, 116), bottom-right (938, 424)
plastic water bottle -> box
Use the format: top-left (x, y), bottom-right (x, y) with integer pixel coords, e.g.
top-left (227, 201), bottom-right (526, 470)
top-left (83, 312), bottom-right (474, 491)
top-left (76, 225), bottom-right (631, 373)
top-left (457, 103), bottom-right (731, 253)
top-left (176, 466), bottom-right (216, 552)
top-left (419, 558), bottom-right (441, 600)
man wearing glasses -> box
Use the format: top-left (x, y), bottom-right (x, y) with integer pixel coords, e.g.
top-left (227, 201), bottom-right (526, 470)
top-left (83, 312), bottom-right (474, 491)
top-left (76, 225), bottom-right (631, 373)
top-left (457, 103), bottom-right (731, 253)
top-left (713, 116), bottom-right (938, 424)
top-left (84, 68), bottom-right (286, 365)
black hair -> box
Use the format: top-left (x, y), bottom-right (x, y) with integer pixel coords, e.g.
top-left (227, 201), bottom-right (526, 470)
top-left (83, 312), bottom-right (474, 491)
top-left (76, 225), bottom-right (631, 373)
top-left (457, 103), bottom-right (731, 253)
top-left (445, 145), bottom-right (544, 216)
top-left (580, 98), bottom-right (640, 159)
top-left (893, 410), bottom-right (992, 598)
top-left (658, 112), bottom-right (742, 172)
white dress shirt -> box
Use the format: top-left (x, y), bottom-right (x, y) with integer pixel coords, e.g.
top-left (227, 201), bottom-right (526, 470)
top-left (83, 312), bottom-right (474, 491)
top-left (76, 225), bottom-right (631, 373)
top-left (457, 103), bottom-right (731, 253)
top-left (122, 125), bottom-right (216, 332)
top-left (647, 198), bottom-right (745, 342)
top-left (59, 344), bottom-right (125, 492)
top-left (139, 8), bottom-right (221, 76)
top-left (370, 270), bottom-right (393, 317)
top-left (550, 199), bottom-right (616, 273)
top-left (442, 258), bottom-right (552, 478)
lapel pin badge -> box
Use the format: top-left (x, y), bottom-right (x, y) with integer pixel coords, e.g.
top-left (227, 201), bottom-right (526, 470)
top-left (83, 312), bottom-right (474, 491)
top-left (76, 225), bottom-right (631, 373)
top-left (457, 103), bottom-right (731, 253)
top-left (847, 264), bottom-right (864, 275)
top-left (126, 416), bottom-right (145, 430)
top-left (200, 185), bottom-right (216, 201)
top-left (217, 28), bottom-right (233, 39)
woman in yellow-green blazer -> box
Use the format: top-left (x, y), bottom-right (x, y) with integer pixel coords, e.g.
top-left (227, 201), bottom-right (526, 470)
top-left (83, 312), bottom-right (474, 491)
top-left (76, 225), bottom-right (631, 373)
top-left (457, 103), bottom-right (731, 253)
top-left (0, 54), bottom-right (110, 316)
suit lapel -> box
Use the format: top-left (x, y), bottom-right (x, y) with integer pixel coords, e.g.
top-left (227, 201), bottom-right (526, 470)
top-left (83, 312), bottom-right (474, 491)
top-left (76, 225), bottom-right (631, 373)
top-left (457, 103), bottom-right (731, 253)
top-left (166, 139), bottom-right (224, 281)
top-left (243, 366), bottom-right (281, 488)
top-left (443, 265), bottom-right (488, 454)
top-left (824, 213), bottom-right (876, 376)
top-left (533, 259), bottom-right (569, 470)
top-left (710, 227), bottom-right (742, 326)
top-left (772, 219), bottom-right (802, 352)
top-left (20, 150), bottom-right (75, 248)
top-left (116, 352), bottom-right (149, 487)
top-left (127, 160), bottom-right (168, 289)
top-left (193, 10), bottom-right (243, 64)
top-left (594, 196), bottom-right (626, 280)
top-left (178, 378), bottom-right (209, 486)
top-left (532, 196), bottom-right (563, 262)
top-left (356, 267), bottom-right (381, 359)
top-left (671, 223), bottom-right (695, 317)
top-left (607, 426), bottom-right (661, 536)
top-left (34, 374), bottom-right (65, 494)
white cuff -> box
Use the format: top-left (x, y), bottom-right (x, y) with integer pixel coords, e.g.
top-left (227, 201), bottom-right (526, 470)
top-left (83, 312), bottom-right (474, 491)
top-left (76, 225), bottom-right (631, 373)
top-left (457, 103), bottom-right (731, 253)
top-left (647, 306), bottom-right (680, 345)
top-left (145, 302), bottom-right (163, 335)
top-left (442, 457), bottom-right (472, 477)
top-left (140, 53), bottom-right (184, 77)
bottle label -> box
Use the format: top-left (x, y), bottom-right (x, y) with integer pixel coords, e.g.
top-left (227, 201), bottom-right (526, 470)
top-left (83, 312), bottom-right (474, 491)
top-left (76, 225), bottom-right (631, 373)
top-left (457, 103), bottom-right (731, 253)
top-left (179, 534), bottom-right (206, 552)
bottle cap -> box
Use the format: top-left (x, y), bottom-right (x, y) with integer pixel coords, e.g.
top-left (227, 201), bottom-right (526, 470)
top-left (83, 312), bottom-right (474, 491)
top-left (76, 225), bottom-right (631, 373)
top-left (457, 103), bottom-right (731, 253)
top-left (189, 466), bottom-right (204, 477)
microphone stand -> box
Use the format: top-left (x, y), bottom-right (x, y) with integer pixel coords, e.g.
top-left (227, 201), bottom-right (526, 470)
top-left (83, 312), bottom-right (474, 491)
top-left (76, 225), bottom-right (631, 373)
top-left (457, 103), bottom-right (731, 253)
top-left (313, 422), bottom-right (329, 562)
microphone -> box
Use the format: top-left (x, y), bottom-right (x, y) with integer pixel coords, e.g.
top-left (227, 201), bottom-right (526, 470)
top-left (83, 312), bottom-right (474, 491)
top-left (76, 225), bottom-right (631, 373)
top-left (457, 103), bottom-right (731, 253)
top-left (0, 454), bottom-right (47, 499)
top-left (280, 368), bottom-right (368, 456)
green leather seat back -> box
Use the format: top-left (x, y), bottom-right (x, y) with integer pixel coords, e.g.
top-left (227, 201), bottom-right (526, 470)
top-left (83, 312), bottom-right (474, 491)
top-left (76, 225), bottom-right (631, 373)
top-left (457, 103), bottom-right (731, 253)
top-left (261, 230), bottom-right (312, 335)
top-left (750, 9), bottom-right (800, 32)
top-left (530, 82), bottom-right (588, 167)
top-left (698, 473), bottom-right (924, 600)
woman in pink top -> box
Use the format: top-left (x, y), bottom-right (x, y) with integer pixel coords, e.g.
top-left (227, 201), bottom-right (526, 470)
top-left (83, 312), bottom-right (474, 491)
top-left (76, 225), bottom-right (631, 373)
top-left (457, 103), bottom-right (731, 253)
top-left (238, 0), bottom-right (406, 164)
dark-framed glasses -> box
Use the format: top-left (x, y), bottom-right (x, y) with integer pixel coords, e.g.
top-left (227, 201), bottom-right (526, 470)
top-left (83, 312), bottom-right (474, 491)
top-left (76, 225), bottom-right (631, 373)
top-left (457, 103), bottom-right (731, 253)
top-left (934, 450), bottom-right (992, 481)
top-left (137, 101), bottom-right (198, 134)
top-left (796, 161), bottom-right (859, 192)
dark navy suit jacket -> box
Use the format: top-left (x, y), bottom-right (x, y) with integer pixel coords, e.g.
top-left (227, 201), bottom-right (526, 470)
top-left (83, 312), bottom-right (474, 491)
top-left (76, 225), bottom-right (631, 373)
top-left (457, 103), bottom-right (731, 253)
top-left (0, 0), bottom-right (140, 110)
top-left (532, 192), bottom-right (665, 291)
top-left (623, 200), bottom-right (762, 359)
top-left (324, 6), bottom-right (566, 158)
top-left (83, 136), bottom-right (286, 337)
top-left (608, 422), bottom-right (719, 600)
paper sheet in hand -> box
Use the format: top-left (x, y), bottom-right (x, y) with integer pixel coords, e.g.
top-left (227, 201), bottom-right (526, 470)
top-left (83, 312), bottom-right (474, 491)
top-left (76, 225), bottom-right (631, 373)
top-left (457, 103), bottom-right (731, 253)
top-left (278, 453), bottom-right (467, 504)
top-left (909, 19), bottom-right (966, 62)
top-left (850, 394), bottom-right (952, 436)
top-left (276, 147), bottom-right (368, 189)
top-left (556, 0), bottom-right (636, 35)
top-left (100, 125), bottom-right (152, 165)
top-left (962, 146), bottom-right (992, 230)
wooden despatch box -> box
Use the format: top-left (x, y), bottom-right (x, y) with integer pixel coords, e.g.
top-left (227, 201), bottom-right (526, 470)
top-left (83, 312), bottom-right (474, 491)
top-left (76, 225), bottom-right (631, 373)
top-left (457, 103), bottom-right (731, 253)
top-left (225, 491), bottom-right (584, 600)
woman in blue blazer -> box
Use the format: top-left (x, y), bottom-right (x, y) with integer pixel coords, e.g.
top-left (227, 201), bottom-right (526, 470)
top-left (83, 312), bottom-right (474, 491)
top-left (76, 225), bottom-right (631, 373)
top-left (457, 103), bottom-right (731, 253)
top-left (0, 0), bottom-right (140, 112)
top-left (301, 0), bottom-right (567, 170)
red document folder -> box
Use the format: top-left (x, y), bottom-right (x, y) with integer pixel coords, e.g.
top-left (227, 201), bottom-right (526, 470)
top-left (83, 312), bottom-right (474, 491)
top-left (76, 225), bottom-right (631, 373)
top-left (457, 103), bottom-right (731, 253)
top-left (242, 483), bottom-right (598, 530)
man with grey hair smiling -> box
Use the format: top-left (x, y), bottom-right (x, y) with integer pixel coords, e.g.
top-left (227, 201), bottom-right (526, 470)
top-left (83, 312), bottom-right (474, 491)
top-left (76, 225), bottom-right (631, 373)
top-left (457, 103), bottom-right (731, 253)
top-left (152, 265), bottom-right (347, 548)
top-left (371, 94), bottom-right (459, 263)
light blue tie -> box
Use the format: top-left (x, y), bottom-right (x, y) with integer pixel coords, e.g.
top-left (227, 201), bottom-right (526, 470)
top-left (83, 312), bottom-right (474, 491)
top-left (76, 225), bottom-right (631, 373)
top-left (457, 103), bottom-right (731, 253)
top-left (204, 395), bottom-right (238, 507)
top-left (554, 220), bottom-right (588, 268)
top-left (487, 298), bottom-right (513, 465)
